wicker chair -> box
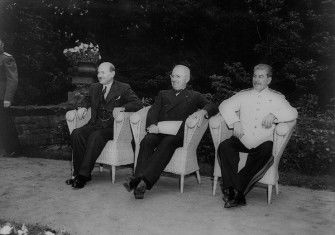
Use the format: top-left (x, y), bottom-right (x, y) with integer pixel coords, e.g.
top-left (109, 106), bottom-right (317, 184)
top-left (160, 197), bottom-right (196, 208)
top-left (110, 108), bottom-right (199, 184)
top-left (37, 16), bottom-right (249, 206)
top-left (130, 106), bottom-right (208, 193)
top-left (65, 107), bottom-right (134, 183)
top-left (209, 113), bottom-right (296, 204)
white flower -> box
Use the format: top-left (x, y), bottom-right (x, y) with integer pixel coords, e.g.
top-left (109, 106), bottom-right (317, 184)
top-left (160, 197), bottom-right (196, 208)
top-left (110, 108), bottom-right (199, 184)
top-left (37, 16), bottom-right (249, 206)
top-left (17, 224), bottom-right (28, 235)
top-left (89, 43), bottom-right (93, 47)
top-left (0, 223), bottom-right (13, 235)
top-left (63, 49), bottom-right (68, 54)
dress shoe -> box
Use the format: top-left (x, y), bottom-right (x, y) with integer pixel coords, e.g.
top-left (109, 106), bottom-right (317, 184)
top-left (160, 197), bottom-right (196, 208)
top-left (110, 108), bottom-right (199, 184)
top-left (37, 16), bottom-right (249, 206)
top-left (72, 175), bottom-right (90, 189)
top-left (66, 175), bottom-right (91, 186)
top-left (134, 180), bottom-right (146, 199)
top-left (65, 178), bottom-right (75, 186)
top-left (222, 187), bottom-right (235, 203)
top-left (123, 176), bottom-right (140, 192)
top-left (224, 191), bottom-right (246, 208)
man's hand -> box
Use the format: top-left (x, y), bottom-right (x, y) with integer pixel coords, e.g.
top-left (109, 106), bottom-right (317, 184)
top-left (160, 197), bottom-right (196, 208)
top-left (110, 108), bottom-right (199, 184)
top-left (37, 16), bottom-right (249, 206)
top-left (113, 107), bottom-right (125, 118)
top-left (190, 109), bottom-right (208, 126)
top-left (3, 100), bottom-right (11, 108)
top-left (147, 124), bottom-right (159, 134)
top-left (233, 121), bottom-right (244, 138)
top-left (262, 113), bottom-right (277, 129)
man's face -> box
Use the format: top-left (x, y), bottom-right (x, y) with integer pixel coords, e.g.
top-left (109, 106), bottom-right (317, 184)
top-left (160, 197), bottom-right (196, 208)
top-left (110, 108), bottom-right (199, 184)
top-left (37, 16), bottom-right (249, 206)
top-left (252, 69), bottom-right (271, 92)
top-left (97, 64), bottom-right (115, 85)
top-left (170, 66), bottom-right (189, 91)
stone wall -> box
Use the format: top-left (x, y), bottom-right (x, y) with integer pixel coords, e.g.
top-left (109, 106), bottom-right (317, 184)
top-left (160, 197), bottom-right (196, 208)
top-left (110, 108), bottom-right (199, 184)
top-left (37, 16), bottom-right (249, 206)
top-left (12, 104), bottom-right (72, 159)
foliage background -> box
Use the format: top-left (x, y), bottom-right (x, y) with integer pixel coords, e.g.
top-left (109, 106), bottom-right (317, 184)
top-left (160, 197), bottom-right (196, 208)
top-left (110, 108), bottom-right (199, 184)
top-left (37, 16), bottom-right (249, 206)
top-left (0, 0), bottom-right (334, 177)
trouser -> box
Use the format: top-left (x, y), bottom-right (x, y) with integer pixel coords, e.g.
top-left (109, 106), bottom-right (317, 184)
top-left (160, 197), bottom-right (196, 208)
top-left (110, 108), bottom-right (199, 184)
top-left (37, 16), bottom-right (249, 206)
top-left (0, 102), bottom-right (20, 154)
top-left (134, 133), bottom-right (183, 189)
top-left (70, 122), bottom-right (113, 177)
top-left (218, 136), bottom-right (273, 195)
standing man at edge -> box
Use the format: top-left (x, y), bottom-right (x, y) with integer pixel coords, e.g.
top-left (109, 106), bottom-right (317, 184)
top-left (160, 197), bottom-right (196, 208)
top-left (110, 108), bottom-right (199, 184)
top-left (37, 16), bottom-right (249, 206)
top-left (0, 38), bottom-right (20, 157)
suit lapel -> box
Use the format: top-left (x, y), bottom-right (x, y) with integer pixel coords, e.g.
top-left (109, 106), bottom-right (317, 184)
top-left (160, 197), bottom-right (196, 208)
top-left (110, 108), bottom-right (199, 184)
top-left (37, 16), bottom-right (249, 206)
top-left (95, 83), bottom-right (103, 102)
top-left (105, 80), bottom-right (119, 103)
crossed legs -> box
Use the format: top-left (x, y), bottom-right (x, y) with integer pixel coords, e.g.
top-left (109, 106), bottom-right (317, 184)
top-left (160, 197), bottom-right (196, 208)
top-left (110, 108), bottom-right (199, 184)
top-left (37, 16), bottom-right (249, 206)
top-left (218, 136), bottom-right (273, 207)
top-left (126, 133), bottom-right (183, 198)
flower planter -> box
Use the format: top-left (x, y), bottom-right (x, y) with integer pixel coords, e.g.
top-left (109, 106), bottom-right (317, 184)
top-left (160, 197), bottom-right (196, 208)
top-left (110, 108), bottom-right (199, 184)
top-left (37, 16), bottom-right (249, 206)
top-left (72, 62), bottom-right (97, 84)
top-left (68, 62), bottom-right (97, 104)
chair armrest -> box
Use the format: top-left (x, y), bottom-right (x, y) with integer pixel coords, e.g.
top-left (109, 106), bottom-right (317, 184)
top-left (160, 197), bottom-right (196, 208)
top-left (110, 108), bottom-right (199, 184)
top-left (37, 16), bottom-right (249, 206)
top-left (65, 110), bottom-right (77, 134)
top-left (65, 108), bottom-right (91, 134)
top-left (272, 120), bottom-right (297, 167)
top-left (209, 114), bottom-right (232, 150)
top-left (130, 106), bottom-right (151, 166)
top-left (130, 106), bottom-right (151, 144)
top-left (183, 114), bottom-right (208, 148)
top-left (113, 111), bottom-right (133, 142)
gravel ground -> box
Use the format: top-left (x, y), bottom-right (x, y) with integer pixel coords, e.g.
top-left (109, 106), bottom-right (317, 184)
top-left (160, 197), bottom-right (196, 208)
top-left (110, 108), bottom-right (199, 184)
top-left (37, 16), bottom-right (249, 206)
top-left (0, 157), bottom-right (334, 235)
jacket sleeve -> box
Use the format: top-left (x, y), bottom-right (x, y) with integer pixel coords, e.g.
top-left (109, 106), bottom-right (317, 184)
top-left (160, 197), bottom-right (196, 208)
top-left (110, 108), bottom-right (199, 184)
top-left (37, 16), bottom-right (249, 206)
top-left (197, 93), bottom-right (218, 118)
top-left (218, 93), bottom-right (242, 128)
top-left (4, 56), bottom-right (18, 102)
top-left (145, 91), bottom-right (162, 128)
top-left (271, 95), bottom-right (298, 122)
top-left (122, 84), bottom-right (143, 112)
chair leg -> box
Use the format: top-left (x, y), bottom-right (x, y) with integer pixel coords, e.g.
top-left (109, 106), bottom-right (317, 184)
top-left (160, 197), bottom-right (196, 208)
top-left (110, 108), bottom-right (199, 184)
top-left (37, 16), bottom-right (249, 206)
top-left (213, 176), bottom-right (218, 196)
top-left (267, 184), bottom-right (273, 204)
top-left (196, 170), bottom-right (201, 184)
top-left (275, 182), bottom-right (279, 195)
top-left (110, 165), bottom-right (116, 184)
top-left (180, 175), bottom-right (184, 193)
top-left (99, 164), bottom-right (103, 172)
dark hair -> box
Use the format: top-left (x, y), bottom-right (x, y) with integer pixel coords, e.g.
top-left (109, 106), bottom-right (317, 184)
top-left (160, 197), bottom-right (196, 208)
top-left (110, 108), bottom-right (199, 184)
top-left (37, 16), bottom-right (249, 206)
top-left (254, 64), bottom-right (272, 77)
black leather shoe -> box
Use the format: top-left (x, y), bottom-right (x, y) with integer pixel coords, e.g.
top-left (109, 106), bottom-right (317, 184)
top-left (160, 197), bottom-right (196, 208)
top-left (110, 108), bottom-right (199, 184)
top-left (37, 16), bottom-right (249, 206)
top-left (72, 175), bottom-right (90, 189)
top-left (224, 192), bottom-right (246, 208)
top-left (66, 175), bottom-right (91, 186)
top-left (134, 180), bottom-right (146, 199)
top-left (65, 178), bottom-right (75, 186)
top-left (123, 177), bottom-right (141, 192)
top-left (222, 187), bottom-right (235, 203)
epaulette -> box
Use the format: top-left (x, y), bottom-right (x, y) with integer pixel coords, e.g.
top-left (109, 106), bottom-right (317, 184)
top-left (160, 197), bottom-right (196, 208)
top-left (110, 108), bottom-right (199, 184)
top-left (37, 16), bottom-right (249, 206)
top-left (268, 88), bottom-right (283, 96)
top-left (3, 52), bottom-right (12, 57)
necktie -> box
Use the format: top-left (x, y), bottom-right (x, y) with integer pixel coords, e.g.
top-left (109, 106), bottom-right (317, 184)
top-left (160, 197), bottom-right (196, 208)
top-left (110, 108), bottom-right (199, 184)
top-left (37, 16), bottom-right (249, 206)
top-left (102, 86), bottom-right (107, 100)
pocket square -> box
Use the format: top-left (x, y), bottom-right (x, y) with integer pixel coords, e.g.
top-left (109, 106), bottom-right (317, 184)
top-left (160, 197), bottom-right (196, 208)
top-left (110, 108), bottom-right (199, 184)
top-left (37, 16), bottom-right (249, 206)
top-left (115, 96), bottom-right (121, 100)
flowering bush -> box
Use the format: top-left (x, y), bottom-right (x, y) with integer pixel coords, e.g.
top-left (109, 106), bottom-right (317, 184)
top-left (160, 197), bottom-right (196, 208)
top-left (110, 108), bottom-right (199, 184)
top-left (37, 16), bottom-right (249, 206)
top-left (63, 40), bottom-right (101, 65)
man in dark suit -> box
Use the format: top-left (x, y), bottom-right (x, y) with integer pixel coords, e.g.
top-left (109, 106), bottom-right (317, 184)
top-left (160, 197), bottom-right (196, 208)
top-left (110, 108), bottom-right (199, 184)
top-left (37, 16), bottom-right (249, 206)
top-left (124, 64), bottom-right (217, 199)
top-left (68, 62), bottom-right (142, 189)
top-left (0, 38), bottom-right (20, 157)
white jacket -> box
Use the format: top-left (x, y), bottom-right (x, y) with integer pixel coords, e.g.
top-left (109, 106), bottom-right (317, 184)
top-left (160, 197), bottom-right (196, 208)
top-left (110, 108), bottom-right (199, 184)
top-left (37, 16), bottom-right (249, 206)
top-left (219, 87), bottom-right (298, 149)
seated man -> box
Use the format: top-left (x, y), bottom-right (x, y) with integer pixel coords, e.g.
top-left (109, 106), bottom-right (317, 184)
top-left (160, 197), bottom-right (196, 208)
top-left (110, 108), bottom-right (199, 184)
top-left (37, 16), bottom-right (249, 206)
top-left (68, 62), bottom-right (142, 189)
top-left (218, 64), bottom-right (298, 208)
top-left (124, 64), bottom-right (218, 199)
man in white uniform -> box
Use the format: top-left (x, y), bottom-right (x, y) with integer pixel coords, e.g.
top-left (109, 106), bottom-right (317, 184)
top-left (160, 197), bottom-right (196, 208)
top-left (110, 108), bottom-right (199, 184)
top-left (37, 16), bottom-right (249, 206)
top-left (218, 64), bottom-right (298, 208)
